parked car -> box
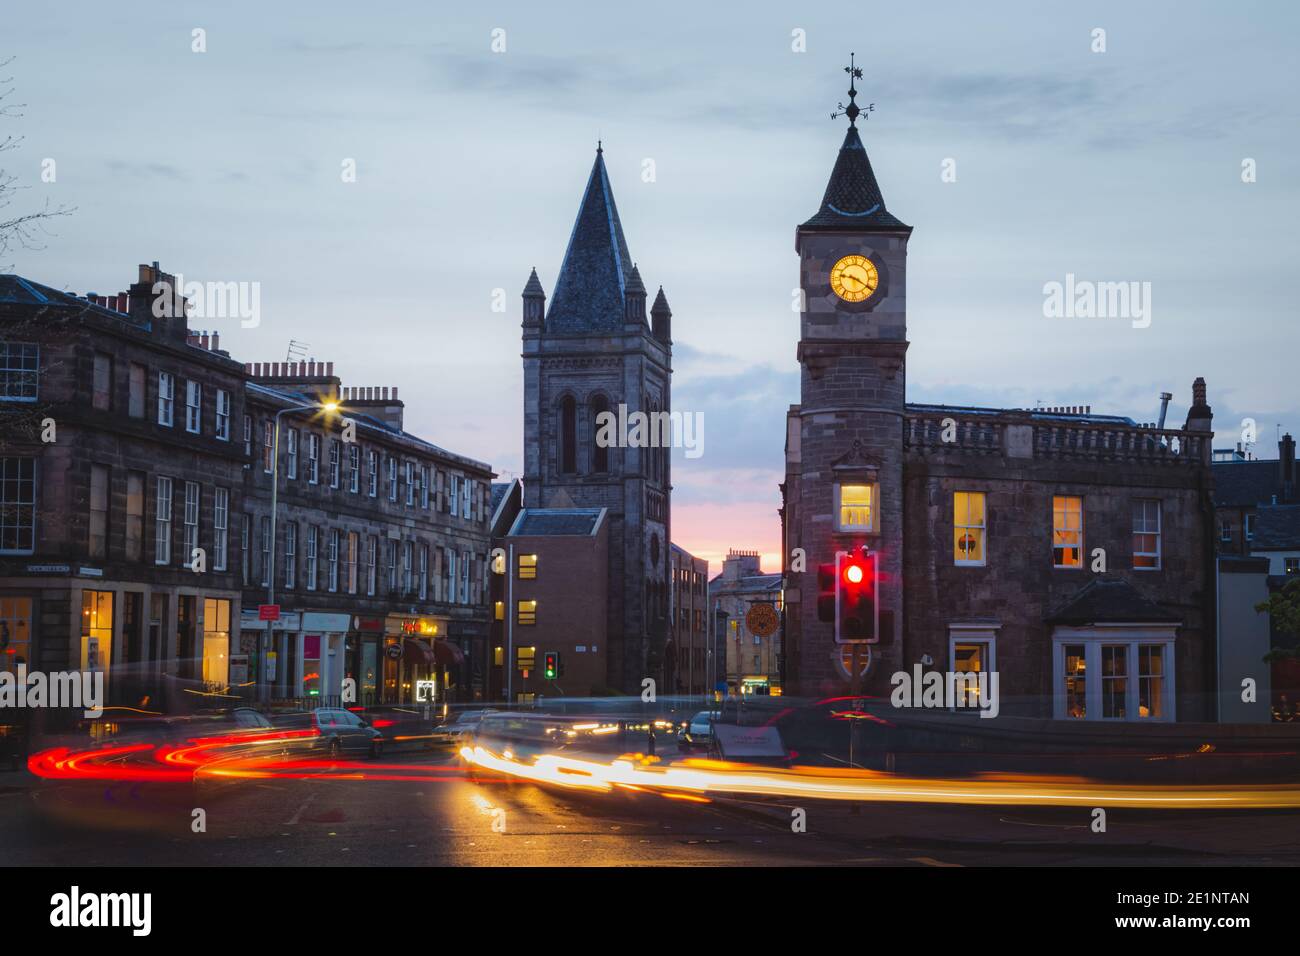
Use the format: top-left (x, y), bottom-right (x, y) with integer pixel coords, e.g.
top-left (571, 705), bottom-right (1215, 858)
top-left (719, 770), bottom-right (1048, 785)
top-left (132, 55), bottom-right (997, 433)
top-left (677, 711), bottom-right (717, 752)
top-left (274, 708), bottom-right (384, 759)
top-left (435, 709), bottom-right (499, 749)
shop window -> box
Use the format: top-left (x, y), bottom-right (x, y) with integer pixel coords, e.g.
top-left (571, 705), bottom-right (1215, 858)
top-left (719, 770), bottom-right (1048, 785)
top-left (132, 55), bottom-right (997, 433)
top-left (0, 598), bottom-right (33, 673)
top-left (202, 598), bottom-right (231, 688)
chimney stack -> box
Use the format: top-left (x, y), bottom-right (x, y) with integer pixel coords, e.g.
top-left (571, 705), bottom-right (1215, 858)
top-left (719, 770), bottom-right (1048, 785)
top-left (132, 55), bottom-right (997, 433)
top-left (1281, 433), bottom-right (1296, 501)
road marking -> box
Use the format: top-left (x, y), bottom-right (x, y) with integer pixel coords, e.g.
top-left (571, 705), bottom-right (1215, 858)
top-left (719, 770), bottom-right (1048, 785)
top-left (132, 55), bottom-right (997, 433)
top-left (908, 856), bottom-right (962, 868)
top-left (284, 793), bottom-right (317, 826)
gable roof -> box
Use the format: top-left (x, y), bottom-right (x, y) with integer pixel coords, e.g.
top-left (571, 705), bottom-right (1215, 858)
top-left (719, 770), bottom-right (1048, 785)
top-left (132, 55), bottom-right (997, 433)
top-left (544, 148), bottom-right (634, 334)
top-left (508, 507), bottom-right (606, 537)
top-left (801, 126), bottom-right (910, 233)
top-left (1046, 578), bottom-right (1181, 625)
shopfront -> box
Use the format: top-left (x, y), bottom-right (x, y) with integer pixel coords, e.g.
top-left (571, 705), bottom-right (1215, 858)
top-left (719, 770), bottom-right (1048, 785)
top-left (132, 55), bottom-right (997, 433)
top-left (382, 615), bottom-right (451, 706)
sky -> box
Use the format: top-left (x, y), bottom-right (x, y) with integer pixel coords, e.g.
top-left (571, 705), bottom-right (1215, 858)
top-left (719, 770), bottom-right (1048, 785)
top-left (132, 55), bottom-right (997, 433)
top-left (6, 1), bottom-right (1299, 575)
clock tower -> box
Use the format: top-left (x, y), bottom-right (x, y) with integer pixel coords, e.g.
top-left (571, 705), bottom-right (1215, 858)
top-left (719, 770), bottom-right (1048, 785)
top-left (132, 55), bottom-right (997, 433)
top-left (790, 56), bottom-right (912, 694)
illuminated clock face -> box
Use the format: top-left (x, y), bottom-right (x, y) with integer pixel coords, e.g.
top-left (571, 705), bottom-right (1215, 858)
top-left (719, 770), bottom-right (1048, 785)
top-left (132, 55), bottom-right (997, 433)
top-left (829, 254), bottom-right (880, 303)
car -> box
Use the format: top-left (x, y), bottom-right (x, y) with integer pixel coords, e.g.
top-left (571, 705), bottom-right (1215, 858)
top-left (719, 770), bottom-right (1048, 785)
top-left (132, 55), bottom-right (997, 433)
top-left (274, 708), bottom-right (384, 759)
top-left (435, 709), bottom-right (499, 748)
top-left (677, 711), bottom-right (717, 752)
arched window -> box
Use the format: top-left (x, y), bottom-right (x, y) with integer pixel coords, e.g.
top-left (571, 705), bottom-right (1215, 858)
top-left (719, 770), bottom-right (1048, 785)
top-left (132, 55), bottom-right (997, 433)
top-left (560, 396), bottom-right (577, 475)
top-left (591, 394), bottom-right (610, 473)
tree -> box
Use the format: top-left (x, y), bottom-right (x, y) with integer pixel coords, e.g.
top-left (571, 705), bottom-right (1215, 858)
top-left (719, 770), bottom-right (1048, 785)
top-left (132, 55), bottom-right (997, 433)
top-left (1257, 577), bottom-right (1300, 662)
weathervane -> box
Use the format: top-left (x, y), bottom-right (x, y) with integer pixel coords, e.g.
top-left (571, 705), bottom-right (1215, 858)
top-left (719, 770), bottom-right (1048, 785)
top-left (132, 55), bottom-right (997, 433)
top-left (830, 52), bottom-right (874, 127)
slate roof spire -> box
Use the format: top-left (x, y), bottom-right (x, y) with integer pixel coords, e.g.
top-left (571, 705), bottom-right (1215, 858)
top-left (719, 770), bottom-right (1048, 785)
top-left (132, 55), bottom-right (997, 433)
top-left (545, 145), bottom-right (634, 334)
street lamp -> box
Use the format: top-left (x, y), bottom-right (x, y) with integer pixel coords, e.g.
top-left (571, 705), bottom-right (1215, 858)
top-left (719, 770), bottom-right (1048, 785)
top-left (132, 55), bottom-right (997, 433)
top-left (264, 399), bottom-right (340, 699)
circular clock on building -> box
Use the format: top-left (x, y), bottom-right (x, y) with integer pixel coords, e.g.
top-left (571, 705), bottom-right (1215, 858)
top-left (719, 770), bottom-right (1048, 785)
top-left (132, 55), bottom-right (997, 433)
top-left (745, 603), bottom-right (779, 638)
top-left (829, 254), bottom-right (879, 303)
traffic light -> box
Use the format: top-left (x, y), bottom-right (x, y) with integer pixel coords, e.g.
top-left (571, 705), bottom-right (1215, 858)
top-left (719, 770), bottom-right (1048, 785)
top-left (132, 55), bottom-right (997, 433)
top-left (838, 550), bottom-right (877, 643)
top-left (543, 651), bottom-right (558, 681)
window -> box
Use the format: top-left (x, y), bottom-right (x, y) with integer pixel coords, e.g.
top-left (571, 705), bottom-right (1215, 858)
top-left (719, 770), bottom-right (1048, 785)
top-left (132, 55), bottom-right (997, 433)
top-left (259, 516), bottom-right (271, 587)
top-left (213, 488), bottom-right (228, 571)
top-left (367, 450), bottom-right (378, 497)
top-left (0, 598), bottom-right (33, 674)
top-left (155, 476), bottom-right (172, 564)
top-left (87, 465), bottom-right (110, 559)
top-left (494, 601), bottom-right (504, 622)
top-left (405, 462), bottom-right (415, 506)
top-left (560, 396), bottom-right (577, 474)
top-left (448, 474), bottom-right (459, 514)
top-left (366, 536), bottom-right (377, 596)
top-left (1063, 644), bottom-right (1087, 718)
top-left (307, 434), bottom-right (320, 484)
top-left (92, 353), bottom-right (112, 410)
top-left (950, 638), bottom-right (993, 709)
top-left (287, 429), bottom-right (298, 479)
top-left (419, 544), bottom-right (428, 600)
top-left (240, 514), bottom-right (250, 586)
top-left (1052, 495), bottom-right (1083, 568)
top-left (517, 601), bottom-right (537, 625)
top-left (347, 532), bottom-right (359, 594)
top-left (518, 554), bottom-right (538, 579)
top-left (128, 363), bottom-right (146, 418)
top-left (243, 415), bottom-right (252, 457)
top-left (0, 458), bottom-right (36, 554)
top-left (387, 540), bottom-right (398, 592)
top-left (461, 549), bottom-right (470, 603)
top-left (592, 395), bottom-right (610, 472)
top-left (262, 421), bottom-right (274, 473)
top-left (1219, 519), bottom-right (1232, 544)
top-left (1246, 513), bottom-right (1256, 541)
top-left (419, 466), bottom-right (429, 508)
top-left (328, 529), bottom-right (340, 592)
top-left (1286, 557), bottom-right (1300, 576)
top-left (1101, 645), bottom-right (1127, 719)
top-left (329, 441), bottom-right (340, 489)
top-left (403, 540), bottom-right (413, 593)
top-left (185, 381), bottom-right (202, 434)
top-left (125, 471), bottom-right (144, 561)
top-left (349, 446), bottom-right (360, 493)
top-left (157, 372), bottom-right (174, 426)
top-left (1132, 499), bottom-right (1161, 569)
top-left (1138, 645), bottom-right (1165, 719)
top-left (446, 549), bottom-right (457, 603)
top-left (462, 479), bottom-right (472, 519)
top-left (182, 481), bottom-right (200, 565)
top-left (953, 491), bottom-right (986, 565)
top-left (388, 457), bottom-right (397, 502)
top-left (0, 343), bottom-right (39, 401)
top-left (306, 526), bottom-right (318, 591)
top-left (215, 389), bottom-right (231, 441)
top-left (284, 522), bottom-right (297, 589)
top-left (835, 483), bottom-right (875, 532)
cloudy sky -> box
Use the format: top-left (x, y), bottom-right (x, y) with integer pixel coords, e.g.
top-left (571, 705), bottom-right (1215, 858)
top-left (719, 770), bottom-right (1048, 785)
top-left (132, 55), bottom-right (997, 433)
top-left (7, 1), bottom-right (1299, 573)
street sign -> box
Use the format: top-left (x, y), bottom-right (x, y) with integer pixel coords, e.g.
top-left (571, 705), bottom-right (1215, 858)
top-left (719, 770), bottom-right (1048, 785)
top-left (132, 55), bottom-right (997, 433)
top-left (258, 604), bottom-right (281, 622)
top-left (385, 642), bottom-right (403, 661)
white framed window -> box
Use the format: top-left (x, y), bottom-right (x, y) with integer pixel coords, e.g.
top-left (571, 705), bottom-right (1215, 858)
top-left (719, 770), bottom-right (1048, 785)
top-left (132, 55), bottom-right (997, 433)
top-left (259, 516), bottom-right (271, 587)
top-left (240, 514), bottom-right (250, 586)
top-left (387, 539), bottom-right (398, 592)
top-left (328, 529), bottom-right (340, 592)
top-left (287, 429), bottom-right (298, 480)
top-left (1246, 513), bottom-right (1256, 541)
top-left (1052, 495), bottom-right (1083, 568)
top-left (948, 627), bottom-right (997, 710)
top-left (366, 536), bottom-right (377, 596)
top-left (388, 457), bottom-right (398, 502)
top-left (367, 450), bottom-right (378, 497)
top-left (347, 532), bottom-right (359, 594)
top-left (405, 462), bottom-right (415, 506)
top-left (307, 434), bottom-right (320, 484)
top-left (329, 441), bottom-right (340, 489)
top-left (461, 479), bottom-right (472, 519)
top-left (154, 476), bottom-right (172, 565)
top-left (349, 445), bottom-right (360, 493)
top-left (215, 389), bottom-right (231, 441)
top-left (420, 466), bottom-right (429, 509)
top-left (213, 488), bottom-right (228, 571)
top-left (403, 540), bottom-right (413, 593)
top-left (1052, 627), bottom-right (1176, 722)
top-left (157, 372), bottom-right (174, 426)
top-left (306, 526), bottom-right (318, 591)
top-left (446, 549), bottom-right (457, 603)
top-left (460, 549), bottom-right (470, 603)
top-left (953, 491), bottom-right (986, 566)
top-left (262, 421), bottom-right (273, 473)
top-left (0, 457), bottom-right (36, 554)
top-left (0, 342), bottom-right (39, 401)
top-left (185, 381), bottom-right (202, 434)
top-left (88, 465), bottom-right (108, 559)
top-left (1220, 518), bottom-right (1232, 543)
top-left (834, 482), bottom-right (876, 532)
top-left (182, 481), bottom-right (200, 564)
top-left (419, 544), bottom-right (428, 600)
top-left (1132, 499), bottom-right (1161, 570)
top-left (243, 414), bottom-right (252, 457)
top-left (449, 474), bottom-right (459, 514)
top-left (284, 522), bottom-right (297, 589)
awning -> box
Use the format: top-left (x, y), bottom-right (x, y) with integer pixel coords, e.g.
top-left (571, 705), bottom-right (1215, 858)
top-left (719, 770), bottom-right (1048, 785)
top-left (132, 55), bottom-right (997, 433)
top-left (432, 640), bottom-right (465, 666)
top-left (401, 638), bottom-right (436, 668)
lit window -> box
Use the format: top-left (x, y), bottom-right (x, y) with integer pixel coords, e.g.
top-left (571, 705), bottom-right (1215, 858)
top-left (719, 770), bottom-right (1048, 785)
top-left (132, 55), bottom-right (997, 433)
top-left (1138, 645), bottom-right (1165, 719)
top-left (1132, 499), bottom-right (1161, 569)
top-left (494, 601), bottom-right (504, 621)
top-left (835, 483), bottom-right (875, 532)
top-left (517, 600), bottom-right (537, 625)
top-left (493, 646), bottom-right (504, 666)
top-left (953, 491), bottom-right (986, 565)
top-left (518, 554), bottom-right (538, 579)
top-left (516, 646), bottom-right (536, 670)
top-left (1063, 644), bottom-right (1086, 718)
top-left (1101, 645), bottom-right (1127, 719)
top-left (1052, 495), bottom-right (1083, 568)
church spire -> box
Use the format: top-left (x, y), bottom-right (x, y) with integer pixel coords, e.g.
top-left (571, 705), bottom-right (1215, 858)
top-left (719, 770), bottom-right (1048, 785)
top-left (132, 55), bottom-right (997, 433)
top-left (545, 145), bottom-right (634, 334)
top-left (802, 54), bottom-right (910, 235)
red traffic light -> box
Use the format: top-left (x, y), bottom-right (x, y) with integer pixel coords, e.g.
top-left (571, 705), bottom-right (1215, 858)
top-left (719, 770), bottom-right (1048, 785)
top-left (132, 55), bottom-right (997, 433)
top-left (843, 562), bottom-right (865, 585)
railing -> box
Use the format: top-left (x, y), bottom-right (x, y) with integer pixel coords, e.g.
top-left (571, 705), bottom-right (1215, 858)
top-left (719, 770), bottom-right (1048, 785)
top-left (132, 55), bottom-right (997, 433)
top-left (903, 416), bottom-right (1003, 454)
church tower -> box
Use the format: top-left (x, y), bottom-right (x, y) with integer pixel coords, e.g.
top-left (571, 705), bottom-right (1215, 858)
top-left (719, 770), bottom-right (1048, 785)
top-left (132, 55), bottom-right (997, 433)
top-left (791, 57), bottom-right (912, 694)
top-left (521, 146), bottom-right (673, 694)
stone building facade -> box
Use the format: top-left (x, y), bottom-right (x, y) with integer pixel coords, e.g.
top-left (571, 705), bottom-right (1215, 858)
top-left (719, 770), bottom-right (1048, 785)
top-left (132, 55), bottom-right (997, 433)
top-left (520, 146), bottom-right (673, 694)
top-left (710, 550), bottom-right (783, 696)
top-left (781, 91), bottom-right (1216, 722)
top-left (668, 543), bottom-right (709, 696)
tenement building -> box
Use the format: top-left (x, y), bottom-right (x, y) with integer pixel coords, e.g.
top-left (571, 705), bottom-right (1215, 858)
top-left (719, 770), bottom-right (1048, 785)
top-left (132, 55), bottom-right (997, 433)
top-left (0, 262), bottom-right (493, 715)
top-left (710, 549), bottom-right (783, 696)
top-left (520, 145), bottom-right (674, 694)
top-left (781, 72), bottom-right (1216, 721)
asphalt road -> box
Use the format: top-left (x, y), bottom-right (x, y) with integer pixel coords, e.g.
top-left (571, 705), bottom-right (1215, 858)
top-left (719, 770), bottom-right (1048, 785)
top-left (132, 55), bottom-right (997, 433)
top-left (5, 747), bottom-right (1300, 866)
